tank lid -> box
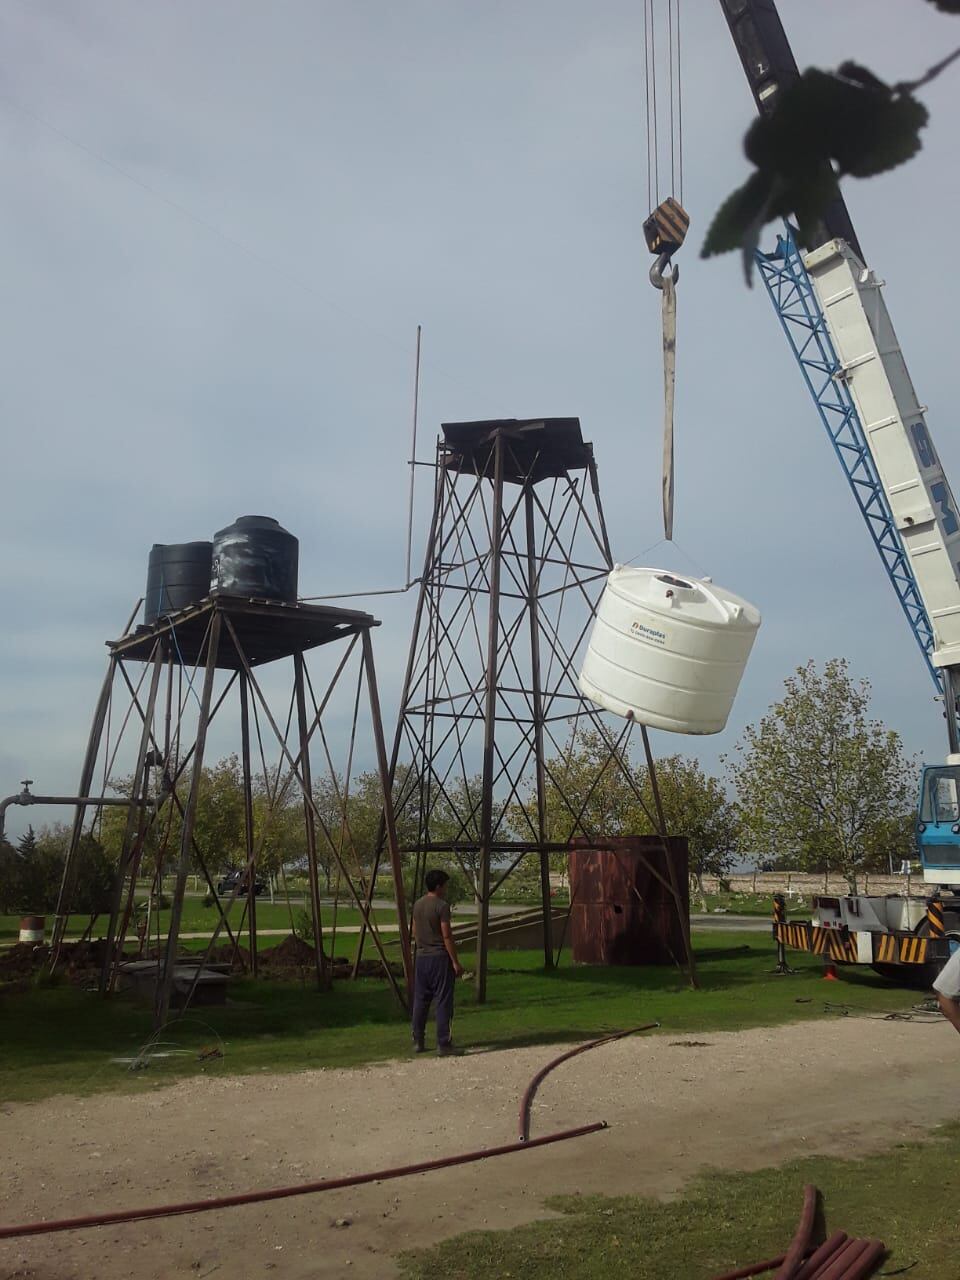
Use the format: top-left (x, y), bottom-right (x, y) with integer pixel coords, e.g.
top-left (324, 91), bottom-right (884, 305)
top-left (213, 514), bottom-right (295, 539)
top-left (149, 540), bottom-right (214, 554)
top-left (606, 565), bottom-right (761, 629)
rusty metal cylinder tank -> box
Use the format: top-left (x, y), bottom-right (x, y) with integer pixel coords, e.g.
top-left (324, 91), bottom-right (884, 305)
top-left (568, 836), bottom-right (689, 965)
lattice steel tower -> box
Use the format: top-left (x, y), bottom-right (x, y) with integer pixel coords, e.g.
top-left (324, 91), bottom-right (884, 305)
top-left (387, 416), bottom-right (642, 1001)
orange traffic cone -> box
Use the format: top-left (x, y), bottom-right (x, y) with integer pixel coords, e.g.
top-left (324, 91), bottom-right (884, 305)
top-left (822, 962), bottom-right (839, 981)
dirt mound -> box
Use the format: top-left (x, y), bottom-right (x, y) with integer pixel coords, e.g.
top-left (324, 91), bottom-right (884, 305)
top-left (260, 932), bottom-right (317, 967)
top-left (0, 938), bottom-right (134, 988)
top-left (0, 941), bottom-right (47, 981)
top-left (256, 933), bottom-right (401, 980)
top-left (203, 942), bottom-right (253, 969)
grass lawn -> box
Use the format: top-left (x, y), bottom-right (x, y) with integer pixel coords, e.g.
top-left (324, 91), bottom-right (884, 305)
top-left (0, 932), bottom-right (922, 1104)
top-left (696, 891), bottom-right (776, 916)
top-left (398, 1124), bottom-right (959, 1279)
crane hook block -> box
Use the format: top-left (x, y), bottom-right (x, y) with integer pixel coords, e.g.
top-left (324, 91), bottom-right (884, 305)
top-left (643, 197), bottom-right (690, 258)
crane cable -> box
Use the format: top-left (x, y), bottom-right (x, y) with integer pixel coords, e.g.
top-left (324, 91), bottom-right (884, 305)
top-left (643, 0), bottom-right (687, 542)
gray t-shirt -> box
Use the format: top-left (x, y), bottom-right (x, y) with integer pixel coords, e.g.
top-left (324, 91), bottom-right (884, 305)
top-left (933, 947), bottom-right (960, 999)
top-left (412, 894), bottom-right (451, 956)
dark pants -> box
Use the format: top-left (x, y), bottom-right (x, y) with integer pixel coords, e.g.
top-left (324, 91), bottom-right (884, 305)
top-left (412, 953), bottom-right (455, 1047)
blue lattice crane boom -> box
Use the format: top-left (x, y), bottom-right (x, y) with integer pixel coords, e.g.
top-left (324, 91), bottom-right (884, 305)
top-left (717, 0), bottom-right (960, 976)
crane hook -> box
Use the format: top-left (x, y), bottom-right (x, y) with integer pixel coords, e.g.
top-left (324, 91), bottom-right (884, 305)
top-left (650, 251), bottom-right (679, 290)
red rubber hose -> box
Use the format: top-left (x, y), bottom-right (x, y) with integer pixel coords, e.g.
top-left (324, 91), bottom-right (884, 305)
top-left (842, 1241), bottom-right (885, 1279)
top-left (0, 1121), bottom-right (606, 1241)
top-left (794, 1231), bottom-right (848, 1280)
top-left (517, 1022), bottom-right (659, 1141)
top-left (774, 1185), bottom-right (819, 1280)
top-left (810, 1237), bottom-right (876, 1280)
top-left (2, 1022), bottom-right (662, 1243)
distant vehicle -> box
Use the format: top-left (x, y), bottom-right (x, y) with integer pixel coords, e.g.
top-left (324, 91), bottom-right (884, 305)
top-left (216, 869), bottom-right (267, 897)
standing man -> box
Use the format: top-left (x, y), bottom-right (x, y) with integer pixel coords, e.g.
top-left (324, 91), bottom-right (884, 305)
top-left (934, 946), bottom-right (960, 1036)
top-left (411, 869), bottom-right (464, 1055)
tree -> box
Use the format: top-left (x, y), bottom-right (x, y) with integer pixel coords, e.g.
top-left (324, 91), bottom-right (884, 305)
top-left (514, 729), bottom-right (738, 902)
top-left (0, 824), bottom-right (69, 915)
top-left (728, 658), bottom-right (915, 891)
top-left (17, 826), bottom-right (38, 859)
top-left (639, 756), bottom-right (740, 909)
top-left (703, 8), bottom-right (960, 278)
top-left (533, 728), bottom-right (648, 848)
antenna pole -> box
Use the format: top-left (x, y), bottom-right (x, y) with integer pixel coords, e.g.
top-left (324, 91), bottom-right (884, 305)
top-left (405, 324), bottom-right (422, 586)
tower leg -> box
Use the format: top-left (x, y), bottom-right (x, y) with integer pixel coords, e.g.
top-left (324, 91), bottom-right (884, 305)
top-left (157, 613), bottom-right (222, 1026)
top-left (50, 657), bottom-right (117, 969)
top-left (294, 651), bottom-right (330, 991)
top-left (239, 671), bottom-right (259, 978)
top-left (525, 487), bottom-right (554, 969)
top-left (100, 644), bottom-right (164, 993)
top-left (477, 431), bottom-right (505, 1004)
top-left (640, 724), bottom-right (699, 990)
top-left (362, 627), bottom-right (414, 998)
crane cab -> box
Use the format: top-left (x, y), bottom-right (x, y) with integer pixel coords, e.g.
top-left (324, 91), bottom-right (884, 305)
top-left (918, 764), bottom-right (960, 883)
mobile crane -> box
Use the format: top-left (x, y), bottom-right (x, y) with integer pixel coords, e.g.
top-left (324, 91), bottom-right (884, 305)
top-left (719, 0), bottom-right (960, 982)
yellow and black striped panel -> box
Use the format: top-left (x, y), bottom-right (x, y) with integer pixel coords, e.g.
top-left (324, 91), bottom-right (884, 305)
top-left (899, 935), bottom-right (931, 965)
top-left (775, 921), bottom-right (820, 953)
top-left (810, 926), bottom-right (857, 963)
top-left (873, 933), bottom-right (936, 965)
top-left (927, 898), bottom-right (945, 938)
top-left (874, 932), bottom-right (898, 964)
top-left (643, 197), bottom-right (690, 255)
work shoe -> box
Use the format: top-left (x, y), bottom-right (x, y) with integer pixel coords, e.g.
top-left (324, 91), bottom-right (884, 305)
top-left (437, 1042), bottom-right (463, 1057)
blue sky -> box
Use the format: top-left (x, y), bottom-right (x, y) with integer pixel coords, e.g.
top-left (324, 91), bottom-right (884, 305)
top-left (1, 0), bottom-right (958, 838)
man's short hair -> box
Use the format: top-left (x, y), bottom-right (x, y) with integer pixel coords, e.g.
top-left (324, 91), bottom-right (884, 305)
top-left (425, 869), bottom-right (450, 892)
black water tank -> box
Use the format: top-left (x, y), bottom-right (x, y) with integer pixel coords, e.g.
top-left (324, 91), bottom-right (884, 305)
top-left (144, 542), bottom-right (214, 625)
top-left (210, 515), bottom-right (299, 602)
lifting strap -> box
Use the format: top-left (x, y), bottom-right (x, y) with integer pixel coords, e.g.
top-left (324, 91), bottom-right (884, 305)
top-left (660, 271), bottom-right (677, 541)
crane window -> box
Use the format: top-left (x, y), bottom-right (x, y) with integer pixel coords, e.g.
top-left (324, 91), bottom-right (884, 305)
top-left (921, 768), bottom-right (960, 823)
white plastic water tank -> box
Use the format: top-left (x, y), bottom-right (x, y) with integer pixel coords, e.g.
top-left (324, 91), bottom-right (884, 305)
top-left (578, 566), bottom-right (761, 735)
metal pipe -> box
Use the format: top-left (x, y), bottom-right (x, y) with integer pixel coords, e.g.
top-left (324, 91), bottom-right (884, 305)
top-left (0, 1122), bottom-right (607, 1242)
top-left (0, 793), bottom-right (153, 843)
top-left (518, 1023), bottom-right (659, 1141)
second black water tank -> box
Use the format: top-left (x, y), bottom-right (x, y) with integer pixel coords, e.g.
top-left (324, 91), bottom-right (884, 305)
top-left (210, 515), bottom-right (299, 602)
top-left (144, 542), bottom-right (213, 625)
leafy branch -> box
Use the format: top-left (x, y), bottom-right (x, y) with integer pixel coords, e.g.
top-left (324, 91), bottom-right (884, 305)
top-left (703, 28), bottom-right (960, 282)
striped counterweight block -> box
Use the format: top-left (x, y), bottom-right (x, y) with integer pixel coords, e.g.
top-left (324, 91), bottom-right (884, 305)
top-left (774, 921), bottom-right (950, 967)
top-left (642, 197), bottom-right (690, 257)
